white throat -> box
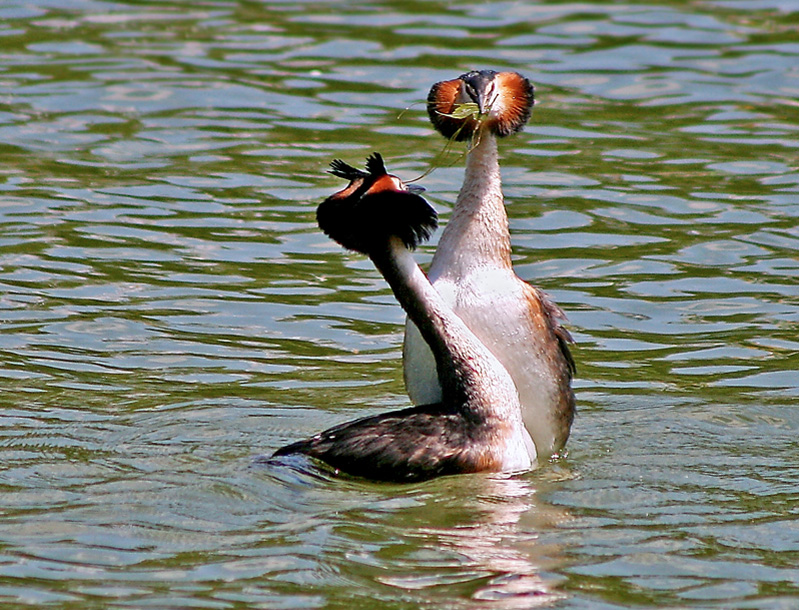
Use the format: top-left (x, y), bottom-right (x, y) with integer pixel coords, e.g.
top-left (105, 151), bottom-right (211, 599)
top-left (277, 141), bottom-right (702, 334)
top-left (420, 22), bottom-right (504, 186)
top-left (428, 134), bottom-right (511, 281)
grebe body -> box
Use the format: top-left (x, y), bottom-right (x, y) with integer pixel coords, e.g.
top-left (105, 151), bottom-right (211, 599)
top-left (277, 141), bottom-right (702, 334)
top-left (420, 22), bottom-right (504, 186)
top-left (403, 70), bottom-right (575, 459)
top-left (272, 154), bottom-right (534, 482)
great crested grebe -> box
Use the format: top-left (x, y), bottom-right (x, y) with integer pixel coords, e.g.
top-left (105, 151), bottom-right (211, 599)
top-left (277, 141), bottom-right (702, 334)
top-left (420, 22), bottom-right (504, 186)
top-left (271, 153), bottom-right (534, 482)
top-left (403, 70), bottom-right (576, 459)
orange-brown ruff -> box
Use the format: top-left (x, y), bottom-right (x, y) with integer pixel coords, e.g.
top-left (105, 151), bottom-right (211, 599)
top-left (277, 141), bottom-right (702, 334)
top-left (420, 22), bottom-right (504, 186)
top-left (427, 71), bottom-right (534, 141)
top-left (403, 70), bottom-right (576, 460)
top-left (272, 153), bottom-right (534, 482)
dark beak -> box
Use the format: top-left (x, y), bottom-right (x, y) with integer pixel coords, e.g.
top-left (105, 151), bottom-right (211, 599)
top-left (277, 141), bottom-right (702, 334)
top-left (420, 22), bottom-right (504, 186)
top-left (406, 184), bottom-right (426, 194)
top-left (471, 90), bottom-right (489, 115)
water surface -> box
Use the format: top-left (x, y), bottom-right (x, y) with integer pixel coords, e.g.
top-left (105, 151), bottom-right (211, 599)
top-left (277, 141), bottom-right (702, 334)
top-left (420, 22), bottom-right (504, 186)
top-left (1, 1), bottom-right (799, 608)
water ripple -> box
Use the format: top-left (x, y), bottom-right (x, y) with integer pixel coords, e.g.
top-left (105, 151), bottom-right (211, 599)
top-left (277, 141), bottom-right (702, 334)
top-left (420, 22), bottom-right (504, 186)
top-left (1, 0), bottom-right (799, 608)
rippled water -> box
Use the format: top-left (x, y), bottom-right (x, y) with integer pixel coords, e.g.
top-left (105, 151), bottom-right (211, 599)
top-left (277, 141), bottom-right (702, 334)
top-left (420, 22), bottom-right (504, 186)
top-left (1, 1), bottom-right (799, 608)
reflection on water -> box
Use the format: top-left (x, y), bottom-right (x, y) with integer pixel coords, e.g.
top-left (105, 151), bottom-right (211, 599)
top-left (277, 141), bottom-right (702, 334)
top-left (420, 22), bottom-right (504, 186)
top-left (262, 466), bottom-right (572, 609)
top-left (1, 0), bottom-right (798, 608)
top-left (372, 477), bottom-right (568, 609)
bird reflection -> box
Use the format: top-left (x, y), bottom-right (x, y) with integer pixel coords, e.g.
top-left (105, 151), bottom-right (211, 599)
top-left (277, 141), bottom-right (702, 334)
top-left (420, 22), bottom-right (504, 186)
top-left (350, 473), bottom-right (574, 608)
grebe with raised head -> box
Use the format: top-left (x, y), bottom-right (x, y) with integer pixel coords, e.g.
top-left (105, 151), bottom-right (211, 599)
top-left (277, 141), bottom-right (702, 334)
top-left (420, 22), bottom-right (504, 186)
top-left (271, 153), bottom-right (535, 482)
top-left (403, 70), bottom-right (576, 460)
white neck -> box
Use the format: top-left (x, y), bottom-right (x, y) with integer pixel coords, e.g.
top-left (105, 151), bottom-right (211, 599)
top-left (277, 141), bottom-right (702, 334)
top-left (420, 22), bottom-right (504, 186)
top-left (371, 237), bottom-right (521, 424)
top-left (429, 134), bottom-right (511, 279)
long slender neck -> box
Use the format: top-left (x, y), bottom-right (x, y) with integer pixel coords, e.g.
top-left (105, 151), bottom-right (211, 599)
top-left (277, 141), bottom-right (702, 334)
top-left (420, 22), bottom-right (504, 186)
top-left (429, 133), bottom-right (512, 278)
top-left (370, 236), bottom-right (519, 422)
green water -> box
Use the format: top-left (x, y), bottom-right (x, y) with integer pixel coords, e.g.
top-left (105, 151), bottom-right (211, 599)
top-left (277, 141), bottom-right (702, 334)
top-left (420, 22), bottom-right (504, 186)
top-left (1, 1), bottom-right (799, 608)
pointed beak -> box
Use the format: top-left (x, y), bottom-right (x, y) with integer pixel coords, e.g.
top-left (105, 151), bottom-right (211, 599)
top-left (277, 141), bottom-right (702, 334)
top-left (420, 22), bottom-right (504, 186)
top-left (460, 71), bottom-right (497, 116)
top-left (462, 81), bottom-right (491, 115)
top-left (406, 184), bottom-right (426, 194)
top-left (472, 90), bottom-right (490, 115)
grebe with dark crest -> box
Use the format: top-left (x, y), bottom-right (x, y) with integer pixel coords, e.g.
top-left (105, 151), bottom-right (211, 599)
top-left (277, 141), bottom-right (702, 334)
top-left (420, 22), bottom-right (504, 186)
top-left (403, 70), bottom-right (576, 460)
top-left (271, 153), bottom-right (534, 482)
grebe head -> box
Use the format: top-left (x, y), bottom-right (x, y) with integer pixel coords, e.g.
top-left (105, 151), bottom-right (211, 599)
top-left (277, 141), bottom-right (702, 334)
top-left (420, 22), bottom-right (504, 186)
top-left (427, 70), bottom-right (534, 141)
top-left (317, 152), bottom-right (437, 254)
top-left (271, 152), bottom-right (538, 480)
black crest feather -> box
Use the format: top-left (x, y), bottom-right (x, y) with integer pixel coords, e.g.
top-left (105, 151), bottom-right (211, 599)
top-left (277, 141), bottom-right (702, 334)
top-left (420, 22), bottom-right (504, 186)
top-left (328, 158), bottom-right (367, 180)
top-left (364, 152), bottom-right (387, 176)
top-left (317, 153), bottom-right (437, 255)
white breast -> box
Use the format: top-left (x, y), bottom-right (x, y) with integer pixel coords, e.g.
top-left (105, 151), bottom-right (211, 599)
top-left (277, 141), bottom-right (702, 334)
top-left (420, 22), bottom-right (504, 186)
top-left (404, 265), bottom-right (565, 459)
